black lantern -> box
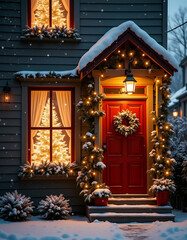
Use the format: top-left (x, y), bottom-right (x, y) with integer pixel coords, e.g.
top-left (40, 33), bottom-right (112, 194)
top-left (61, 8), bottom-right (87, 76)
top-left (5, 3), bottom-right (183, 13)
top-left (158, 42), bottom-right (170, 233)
top-left (3, 82), bottom-right (11, 103)
top-left (123, 60), bottom-right (137, 94)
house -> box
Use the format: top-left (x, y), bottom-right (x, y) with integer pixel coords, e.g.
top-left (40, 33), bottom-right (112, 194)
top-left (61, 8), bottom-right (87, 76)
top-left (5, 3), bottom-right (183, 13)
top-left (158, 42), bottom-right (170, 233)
top-left (0, 0), bottom-right (178, 221)
top-left (169, 56), bottom-right (187, 118)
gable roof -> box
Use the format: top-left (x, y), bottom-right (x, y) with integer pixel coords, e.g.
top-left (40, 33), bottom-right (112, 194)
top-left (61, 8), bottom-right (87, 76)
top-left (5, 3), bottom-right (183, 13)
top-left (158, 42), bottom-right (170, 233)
top-left (78, 21), bottom-right (178, 79)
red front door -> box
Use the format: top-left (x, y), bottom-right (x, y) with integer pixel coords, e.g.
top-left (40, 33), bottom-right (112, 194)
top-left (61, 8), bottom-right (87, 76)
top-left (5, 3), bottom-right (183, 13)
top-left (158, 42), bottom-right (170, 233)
top-left (102, 100), bottom-right (147, 194)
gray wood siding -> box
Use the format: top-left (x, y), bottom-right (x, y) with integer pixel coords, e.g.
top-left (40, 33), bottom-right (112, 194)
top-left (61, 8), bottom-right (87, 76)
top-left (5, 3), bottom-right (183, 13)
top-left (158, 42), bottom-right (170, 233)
top-left (0, 0), bottom-right (167, 213)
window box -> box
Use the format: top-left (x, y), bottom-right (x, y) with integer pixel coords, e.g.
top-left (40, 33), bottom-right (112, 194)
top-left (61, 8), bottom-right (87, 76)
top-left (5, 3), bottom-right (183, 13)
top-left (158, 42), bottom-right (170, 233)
top-left (21, 0), bottom-right (80, 41)
top-left (19, 174), bottom-right (77, 181)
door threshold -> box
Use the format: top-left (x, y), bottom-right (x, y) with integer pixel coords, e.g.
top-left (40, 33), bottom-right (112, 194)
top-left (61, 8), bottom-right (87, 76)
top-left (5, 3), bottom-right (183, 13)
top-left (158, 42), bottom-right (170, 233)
top-left (111, 194), bottom-right (150, 198)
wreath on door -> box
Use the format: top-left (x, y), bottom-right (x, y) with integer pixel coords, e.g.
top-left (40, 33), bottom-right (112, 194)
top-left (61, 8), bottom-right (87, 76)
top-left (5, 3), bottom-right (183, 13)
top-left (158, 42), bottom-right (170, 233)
top-left (113, 109), bottom-right (140, 137)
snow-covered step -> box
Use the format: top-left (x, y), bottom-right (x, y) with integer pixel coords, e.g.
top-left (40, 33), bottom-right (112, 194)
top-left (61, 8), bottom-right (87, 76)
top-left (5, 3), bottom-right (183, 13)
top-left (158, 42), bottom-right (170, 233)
top-left (88, 212), bottom-right (175, 223)
top-left (87, 204), bottom-right (172, 214)
top-left (112, 194), bottom-right (149, 198)
top-left (108, 197), bottom-right (157, 205)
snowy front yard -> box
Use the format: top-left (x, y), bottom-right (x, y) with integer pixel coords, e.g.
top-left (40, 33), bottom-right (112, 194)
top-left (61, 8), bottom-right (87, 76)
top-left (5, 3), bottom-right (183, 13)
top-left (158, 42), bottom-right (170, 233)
top-left (0, 211), bottom-right (186, 240)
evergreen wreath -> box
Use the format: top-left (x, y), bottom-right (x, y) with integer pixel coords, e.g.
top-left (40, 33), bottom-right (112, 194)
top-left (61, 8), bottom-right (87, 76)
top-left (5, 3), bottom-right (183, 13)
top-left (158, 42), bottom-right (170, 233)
top-left (113, 109), bottom-right (140, 136)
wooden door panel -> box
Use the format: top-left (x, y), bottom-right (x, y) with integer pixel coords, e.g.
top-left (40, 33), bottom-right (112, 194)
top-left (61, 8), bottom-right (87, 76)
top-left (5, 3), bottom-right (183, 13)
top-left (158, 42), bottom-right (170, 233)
top-left (127, 136), bottom-right (144, 157)
top-left (127, 163), bottom-right (143, 187)
top-left (108, 164), bottom-right (124, 186)
top-left (106, 104), bottom-right (122, 134)
top-left (103, 100), bottom-right (147, 194)
top-left (127, 104), bottom-right (144, 134)
top-left (107, 137), bottom-right (123, 156)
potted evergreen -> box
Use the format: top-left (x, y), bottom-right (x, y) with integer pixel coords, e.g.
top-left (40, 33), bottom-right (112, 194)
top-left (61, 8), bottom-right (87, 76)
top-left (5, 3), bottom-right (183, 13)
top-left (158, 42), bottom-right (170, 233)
top-left (92, 188), bottom-right (111, 206)
top-left (149, 178), bottom-right (176, 206)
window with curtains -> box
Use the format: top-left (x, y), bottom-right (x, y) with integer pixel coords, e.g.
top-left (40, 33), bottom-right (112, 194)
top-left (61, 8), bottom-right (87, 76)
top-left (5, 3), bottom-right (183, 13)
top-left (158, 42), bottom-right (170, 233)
top-left (28, 0), bottom-right (74, 28)
top-left (28, 88), bottom-right (74, 165)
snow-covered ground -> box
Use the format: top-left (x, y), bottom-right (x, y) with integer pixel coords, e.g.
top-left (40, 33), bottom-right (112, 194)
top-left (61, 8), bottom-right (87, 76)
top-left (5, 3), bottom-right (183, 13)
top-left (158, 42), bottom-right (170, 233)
top-left (119, 210), bottom-right (187, 240)
top-left (0, 215), bottom-right (125, 240)
top-left (0, 210), bottom-right (186, 240)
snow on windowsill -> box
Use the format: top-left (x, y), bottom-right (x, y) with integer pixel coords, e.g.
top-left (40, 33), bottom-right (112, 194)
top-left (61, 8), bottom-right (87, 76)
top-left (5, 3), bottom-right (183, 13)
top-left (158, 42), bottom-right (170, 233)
top-left (15, 68), bottom-right (78, 80)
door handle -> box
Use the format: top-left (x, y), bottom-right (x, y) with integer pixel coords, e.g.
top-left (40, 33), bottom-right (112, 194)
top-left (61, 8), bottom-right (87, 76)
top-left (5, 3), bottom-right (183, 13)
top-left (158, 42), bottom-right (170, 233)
top-left (103, 142), bottom-right (107, 153)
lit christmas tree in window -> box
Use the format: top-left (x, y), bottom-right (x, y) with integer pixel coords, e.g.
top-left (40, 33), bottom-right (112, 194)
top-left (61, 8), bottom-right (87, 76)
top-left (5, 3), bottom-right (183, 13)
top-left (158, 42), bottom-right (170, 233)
top-left (33, 0), bottom-right (67, 27)
top-left (32, 98), bottom-right (71, 166)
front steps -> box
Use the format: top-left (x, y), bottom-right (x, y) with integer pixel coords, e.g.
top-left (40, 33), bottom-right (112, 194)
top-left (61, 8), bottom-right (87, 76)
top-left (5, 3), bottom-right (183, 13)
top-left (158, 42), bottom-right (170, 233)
top-left (87, 196), bottom-right (175, 223)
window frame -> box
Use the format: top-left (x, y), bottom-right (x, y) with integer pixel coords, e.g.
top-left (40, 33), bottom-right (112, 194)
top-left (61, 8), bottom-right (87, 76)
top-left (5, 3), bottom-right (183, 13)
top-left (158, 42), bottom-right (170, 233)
top-left (27, 0), bottom-right (75, 28)
top-left (28, 87), bottom-right (75, 164)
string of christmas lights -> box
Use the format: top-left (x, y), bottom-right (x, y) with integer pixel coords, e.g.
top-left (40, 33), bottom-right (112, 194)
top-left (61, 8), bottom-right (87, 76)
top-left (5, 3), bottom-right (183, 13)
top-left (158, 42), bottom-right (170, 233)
top-left (149, 75), bottom-right (176, 179)
top-left (76, 77), bottom-right (109, 203)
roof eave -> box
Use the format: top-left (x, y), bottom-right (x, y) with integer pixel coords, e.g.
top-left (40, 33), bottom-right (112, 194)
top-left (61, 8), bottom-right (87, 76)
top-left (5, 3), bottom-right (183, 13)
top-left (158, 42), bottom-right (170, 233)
top-left (79, 29), bottom-right (177, 80)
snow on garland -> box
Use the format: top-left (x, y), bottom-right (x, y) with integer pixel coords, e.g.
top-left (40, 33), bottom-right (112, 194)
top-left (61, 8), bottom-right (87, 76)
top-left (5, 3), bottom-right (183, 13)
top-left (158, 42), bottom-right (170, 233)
top-left (149, 178), bottom-right (176, 193)
top-left (15, 68), bottom-right (78, 80)
top-left (113, 109), bottom-right (140, 136)
top-left (18, 161), bottom-right (76, 178)
top-left (0, 190), bottom-right (34, 221)
top-left (38, 194), bottom-right (72, 220)
top-left (23, 26), bottom-right (79, 40)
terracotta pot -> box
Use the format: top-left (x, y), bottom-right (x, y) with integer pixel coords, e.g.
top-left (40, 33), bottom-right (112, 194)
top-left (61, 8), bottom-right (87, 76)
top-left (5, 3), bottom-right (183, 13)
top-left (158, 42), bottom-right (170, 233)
top-left (156, 190), bottom-right (169, 206)
top-left (93, 197), bottom-right (108, 206)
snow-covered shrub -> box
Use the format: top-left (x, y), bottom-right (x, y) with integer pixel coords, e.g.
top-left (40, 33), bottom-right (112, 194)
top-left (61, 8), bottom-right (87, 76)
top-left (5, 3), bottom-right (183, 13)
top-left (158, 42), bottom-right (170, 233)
top-left (0, 190), bottom-right (34, 221)
top-left (38, 194), bottom-right (72, 220)
top-left (149, 178), bottom-right (176, 193)
top-left (91, 188), bottom-right (111, 198)
top-left (168, 117), bottom-right (187, 191)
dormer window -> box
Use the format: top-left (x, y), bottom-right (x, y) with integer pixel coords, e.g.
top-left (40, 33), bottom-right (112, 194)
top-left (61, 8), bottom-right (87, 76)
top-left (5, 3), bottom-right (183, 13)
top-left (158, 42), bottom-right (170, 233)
top-left (27, 0), bottom-right (74, 29)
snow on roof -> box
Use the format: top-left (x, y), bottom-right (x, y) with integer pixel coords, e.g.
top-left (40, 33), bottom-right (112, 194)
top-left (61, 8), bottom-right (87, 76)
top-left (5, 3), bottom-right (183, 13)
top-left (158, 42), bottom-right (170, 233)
top-left (15, 68), bottom-right (78, 79)
top-left (78, 21), bottom-right (178, 72)
top-left (169, 86), bottom-right (187, 107)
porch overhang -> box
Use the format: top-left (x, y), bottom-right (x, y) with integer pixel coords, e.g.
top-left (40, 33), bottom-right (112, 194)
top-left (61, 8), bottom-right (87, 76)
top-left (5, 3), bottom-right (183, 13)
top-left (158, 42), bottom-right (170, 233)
top-left (78, 21), bottom-right (178, 80)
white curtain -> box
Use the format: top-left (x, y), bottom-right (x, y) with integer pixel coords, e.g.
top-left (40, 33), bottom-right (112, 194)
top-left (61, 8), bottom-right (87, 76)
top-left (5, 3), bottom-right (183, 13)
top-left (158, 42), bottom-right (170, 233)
top-left (60, 0), bottom-right (70, 28)
top-left (31, 0), bottom-right (39, 27)
top-left (55, 91), bottom-right (71, 153)
top-left (31, 91), bottom-right (48, 154)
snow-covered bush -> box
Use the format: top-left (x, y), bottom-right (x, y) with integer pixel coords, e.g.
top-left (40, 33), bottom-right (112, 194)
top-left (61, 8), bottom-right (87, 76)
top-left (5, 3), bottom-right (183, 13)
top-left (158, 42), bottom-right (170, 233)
top-left (91, 188), bottom-right (111, 198)
top-left (38, 194), bottom-right (72, 220)
top-left (168, 117), bottom-right (187, 189)
top-left (0, 190), bottom-right (34, 221)
top-left (149, 178), bottom-right (176, 193)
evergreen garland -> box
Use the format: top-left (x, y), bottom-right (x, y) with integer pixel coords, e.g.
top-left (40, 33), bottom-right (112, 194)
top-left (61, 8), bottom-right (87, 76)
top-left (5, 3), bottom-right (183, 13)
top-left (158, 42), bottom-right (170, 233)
top-left (149, 76), bottom-right (176, 181)
top-left (23, 26), bottom-right (79, 40)
top-left (76, 77), bottom-right (110, 203)
top-left (18, 161), bottom-right (75, 178)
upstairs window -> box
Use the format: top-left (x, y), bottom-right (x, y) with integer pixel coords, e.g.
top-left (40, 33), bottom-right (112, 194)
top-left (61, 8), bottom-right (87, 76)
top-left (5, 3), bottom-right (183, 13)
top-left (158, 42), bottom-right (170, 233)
top-left (27, 0), bottom-right (74, 28)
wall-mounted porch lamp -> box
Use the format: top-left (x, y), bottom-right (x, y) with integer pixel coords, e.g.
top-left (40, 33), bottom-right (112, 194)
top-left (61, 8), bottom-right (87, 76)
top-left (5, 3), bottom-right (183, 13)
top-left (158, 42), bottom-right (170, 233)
top-left (3, 82), bottom-right (11, 103)
top-left (123, 60), bottom-right (137, 94)
top-left (172, 109), bottom-right (178, 118)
